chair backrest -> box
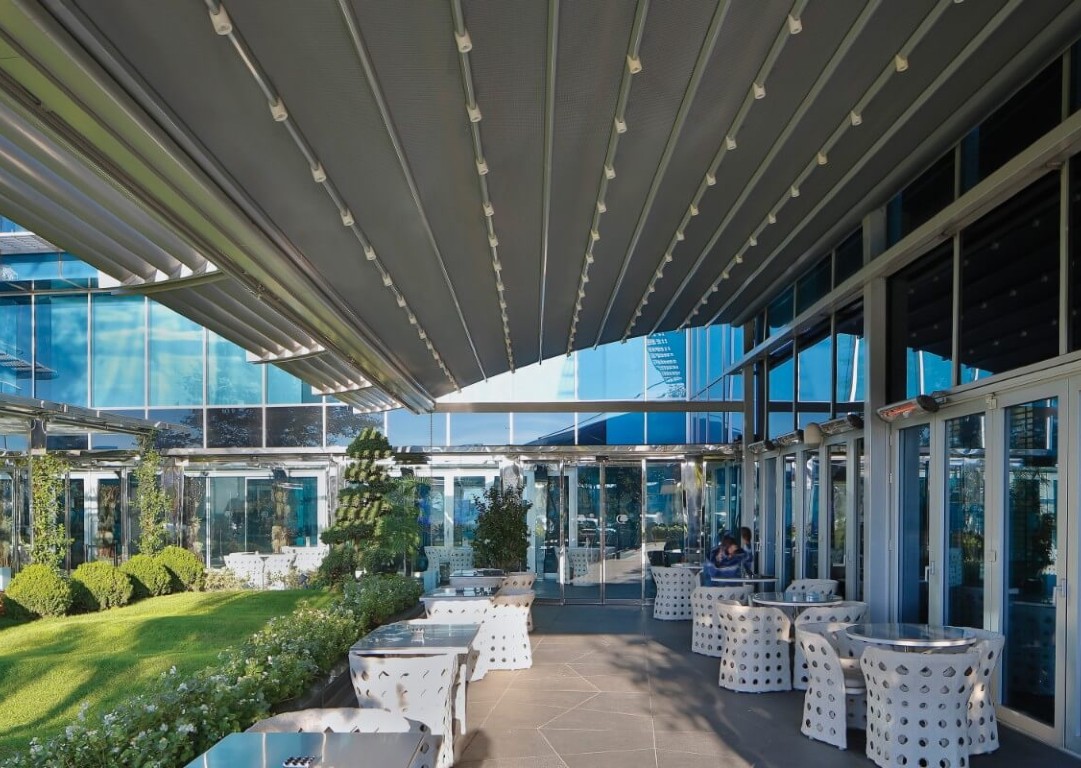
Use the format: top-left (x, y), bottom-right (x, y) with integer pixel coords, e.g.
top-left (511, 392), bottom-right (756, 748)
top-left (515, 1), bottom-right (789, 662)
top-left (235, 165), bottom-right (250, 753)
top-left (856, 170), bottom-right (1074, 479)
top-left (716, 602), bottom-right (791, 644)
top-left (798, 620), bottom-right (865, 665)
top-left (794, 601), bottom-right (867, 627)
top-left (651, 565), bottom-right (698, 589)
top-left (349, 653), bottom-right (457, 736)
top-left (493, 589), bottom-right (535, 610)
top-left (785, 579), bottom-right (838, 596)
top-left (501, 571), bottom-right (536, 590)
top-left (795, 625), bottom-right (846, 689)
top-left (691, 585), bottom-right (751, 617)
top-left (448, 547), bottom-right (474, 570)
top-left (246, 708), bottom-right (426, 734)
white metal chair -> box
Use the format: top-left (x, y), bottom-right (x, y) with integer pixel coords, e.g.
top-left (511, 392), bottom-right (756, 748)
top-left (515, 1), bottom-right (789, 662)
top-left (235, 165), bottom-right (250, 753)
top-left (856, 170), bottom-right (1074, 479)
top-left (861, 645), bottom-right (980, 768)
top-left (477, 589), bottom-right (533, 672)
top-left (792, 601), bottom-right (868, 689)
top-left (424, 600), bottom-right (490, 681)
top-left (651, 566), bottom-right (696, 621)
top-left (690, 585), bottom-right (751, 656)
top-left (716, 603), bottom-right (792, 693)
top-left (223, 553), bottom-right (264, 588)
top-left (349, 653), bottom-right (458, 768)
top-left (795, 623), bottom-right (867, 750)
top-left (785, 578), bottom-right (839, 596)
top-left (498, 575), bottom-right (536, 630)
top-left (967, 628), bottom-right (1006, 755)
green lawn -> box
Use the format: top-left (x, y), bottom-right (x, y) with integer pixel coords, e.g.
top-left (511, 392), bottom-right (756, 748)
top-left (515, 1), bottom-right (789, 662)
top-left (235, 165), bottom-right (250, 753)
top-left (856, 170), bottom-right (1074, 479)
top-left (0, 589), bottom-right (331, 758)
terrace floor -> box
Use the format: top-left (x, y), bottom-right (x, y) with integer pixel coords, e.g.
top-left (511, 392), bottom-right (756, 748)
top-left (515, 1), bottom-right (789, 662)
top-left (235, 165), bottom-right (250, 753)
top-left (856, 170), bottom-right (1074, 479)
top-left (455, 604), bottom-right (1081, 768)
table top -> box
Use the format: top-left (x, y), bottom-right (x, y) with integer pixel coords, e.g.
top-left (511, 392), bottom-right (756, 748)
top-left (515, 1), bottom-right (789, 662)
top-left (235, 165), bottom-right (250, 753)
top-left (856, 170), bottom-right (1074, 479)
top-left (449, 568), bottom-right (504, 578)
top-left (183, 731), bottom-right (428, 768)
top-left (709, 574), bottom-right (777, 585)
top-left (845, 623), bottom-right (977, 648)
top-left (422, 586), bottom-right (497, 600)
top-left (673, 563), bottom-right (703, 571)
top-left (751, 591), bottom-right (841, 607)
top-left (349, 621), bottom-right (480, 655)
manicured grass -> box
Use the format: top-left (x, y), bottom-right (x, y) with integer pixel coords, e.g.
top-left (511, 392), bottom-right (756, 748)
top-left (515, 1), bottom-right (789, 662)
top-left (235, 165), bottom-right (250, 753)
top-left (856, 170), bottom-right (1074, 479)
top-left (0, 589), bottom-right (331, 757)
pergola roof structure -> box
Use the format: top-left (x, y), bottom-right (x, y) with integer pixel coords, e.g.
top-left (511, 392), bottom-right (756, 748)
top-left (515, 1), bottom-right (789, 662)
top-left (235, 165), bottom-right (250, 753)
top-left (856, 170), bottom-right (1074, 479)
top-left (0, 1), bottom-right (1079, 412)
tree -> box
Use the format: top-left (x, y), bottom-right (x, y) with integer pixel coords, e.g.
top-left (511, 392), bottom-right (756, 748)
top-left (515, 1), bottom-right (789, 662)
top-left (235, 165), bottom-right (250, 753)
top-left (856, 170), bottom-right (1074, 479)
top-left (29, 452), bottom-right (71, 570)
top-left (134, 434), bottom-right (172, 556)
top-left (472, 483), bottom-right (532, 572)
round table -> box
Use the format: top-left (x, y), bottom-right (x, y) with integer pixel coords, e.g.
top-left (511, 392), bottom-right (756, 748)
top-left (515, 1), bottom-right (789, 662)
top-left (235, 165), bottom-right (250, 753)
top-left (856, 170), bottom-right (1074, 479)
top-left (845, 623), bottom-right (976, 650)
top-left (751, 591), bottom-right (840, 609)
top-left (710, 574), bottom-right (777, 587)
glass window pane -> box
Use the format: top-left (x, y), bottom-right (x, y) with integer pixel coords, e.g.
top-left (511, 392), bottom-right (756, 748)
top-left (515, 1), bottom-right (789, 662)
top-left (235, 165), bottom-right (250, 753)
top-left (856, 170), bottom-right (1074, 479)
top-left (453, 476), bottom-right (488, 546)
top-left (35, 294), bottom-right (88, 406)
top-left (887, 242), bottom-right (953, 401)
top-left (149, 302), bottom-right (204, 407)
top-left (962, 61), bottom-right (1062, 192)
top-left (576, 338), bottom-right (644, 399)
top-left (207, 407), bottom-right (262, 448)
top-left (449, 413), bottom-right (509, 446)
top-left (945, 412), bottom-right (985, 629)
top-left (207, 476), bottom-right (244, 566)
top-left (646, 412), bottom-right (686, 444)
top-left (387, 410), bottom-right (444, 447)
top-left (646, 331), bottom-right (686, 400)
top-left (797, 331), bottom-right (831, 403)
top-left (796, 257), bottom-right (831, 315)
top-left (0, 296), bottom-right (32, 397)
top-left (92, 294), bottom-right (145, 407)
top-left (960, 173), bottom-right (1059, 382)
top-left (767, 288), bottom-right (794, 335)
top-left (90, 409), bottom-right (145, 450)
top-left (887, 151), bottom-right (955, 247)
top-left (768, 352), bottom-right (794, 401)
top-left (514, 413), bottom-right (576, 445)
top-left (441, 355), bottom-right (575, 402)
top-left (577, 413), bottom-right (644, 445)
top-left (834, 227), bottom-right (863, 284)
top-left (266, 406), bottom-right (322, 447)
top-left (828, 444), bottom-right (848, 596)
top-left (804, 452), bottom-right (819, 578)
top-left (150, 408), bottom-right (205, 449)
top-left (327, 406), bottom-right (382, 447)
top-left (267, 365), bottom-right (322, 404)
top-left (835, 303), bottom-right (865, 404)
top-left (208, 333), bottom-right (262, 405)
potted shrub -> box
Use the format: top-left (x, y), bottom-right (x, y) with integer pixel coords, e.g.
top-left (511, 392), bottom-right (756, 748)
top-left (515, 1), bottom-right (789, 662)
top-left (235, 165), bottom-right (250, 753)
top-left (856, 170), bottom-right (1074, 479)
top-left (472, 484), bottom-right (532, 572)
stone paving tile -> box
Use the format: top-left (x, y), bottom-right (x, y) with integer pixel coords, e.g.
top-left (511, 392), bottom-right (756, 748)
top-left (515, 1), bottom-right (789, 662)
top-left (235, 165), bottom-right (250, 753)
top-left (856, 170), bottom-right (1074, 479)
top-left (540, 727), bottom-right (655, 756)
top-left (559, 749), bottom-right (659, 768)
top-left (468, 671), bottom-right (519, 701)
top-left (576, 691), bottom-right (651, 716)
top-left (543, 708), bottom-right (653, 732)
top-left (458, 728), bottom-right (562, 761)
top-left (456, 756), bottom-right (569, 768)
top-left (474, 703), bottom-right (571, 730)
top-left (497, 689), bottom-right (599, 710)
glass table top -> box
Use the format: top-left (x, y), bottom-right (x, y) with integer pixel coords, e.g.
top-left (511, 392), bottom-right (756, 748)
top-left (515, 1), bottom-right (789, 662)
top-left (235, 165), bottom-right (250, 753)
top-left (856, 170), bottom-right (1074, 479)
top-left (752, 591), bottom-right (841, 606)
top-left (349, 621), bottom-right (480, 655)
top-left (423, 586), bottom-right (497, 599)
top-left (449, 569), bottom-right (505, 577)
top-left (184, 731), bottom-right (428, 768)
top-left (846, 623), bottom-right (976, 648)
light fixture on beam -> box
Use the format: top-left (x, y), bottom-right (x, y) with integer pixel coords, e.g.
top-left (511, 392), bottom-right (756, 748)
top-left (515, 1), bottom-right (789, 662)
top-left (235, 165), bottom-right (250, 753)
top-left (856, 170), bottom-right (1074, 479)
top-left (817, 413), bottom-right (865, 436)
top-left (747, 438), bottom-right (777, 454)
top-left (876, 394), bottom-right (942, 423)
top-left (774, 428), bottom-right (804, 448)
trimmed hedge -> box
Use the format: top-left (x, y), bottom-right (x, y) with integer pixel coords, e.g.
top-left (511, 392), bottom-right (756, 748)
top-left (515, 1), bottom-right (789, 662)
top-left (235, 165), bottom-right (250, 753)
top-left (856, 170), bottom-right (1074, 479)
top-left (5, 564), bottom-right (72, 618)
top-left (2, 575), bottom-right (423, 768)
top-left (156, 546), bottom-right (205, 592)
top-left (119, 554), bottom-right (172, 599)
top-left (70, 562), bottom-right (134, 612)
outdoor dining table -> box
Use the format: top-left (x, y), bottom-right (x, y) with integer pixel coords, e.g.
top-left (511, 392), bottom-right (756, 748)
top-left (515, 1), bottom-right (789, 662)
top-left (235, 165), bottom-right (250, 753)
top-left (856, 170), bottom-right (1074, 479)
top-left (845, 622), bottom-right (977, 650)
top-left (752, 591), bottom-right (841, 609)
top-left (448, 568), bottom-right (505, 589)
top-left (183, 731), bottom-right (433, 768)
top-left (349, 621), bottom-right (480, 656)
top-left (710, 574), bottom-right (777, 587)
top-left (420, 586), bottom-right (497, 610)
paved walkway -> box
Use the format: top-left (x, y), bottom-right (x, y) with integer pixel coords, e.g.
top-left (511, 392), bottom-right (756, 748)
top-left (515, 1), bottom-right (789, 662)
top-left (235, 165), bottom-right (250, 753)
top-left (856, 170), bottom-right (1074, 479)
top-left (456, 604), bottom-right (1081, 768)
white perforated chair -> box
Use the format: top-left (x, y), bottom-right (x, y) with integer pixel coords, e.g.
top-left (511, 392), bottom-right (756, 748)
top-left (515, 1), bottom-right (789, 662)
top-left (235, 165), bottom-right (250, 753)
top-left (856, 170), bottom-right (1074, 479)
top-left (792, 601), bottom-right (868, 689)
top-left (785, 578), bottom-right (839, 596)
top-left (424, 600), bottom-right (490, 681)
top-left (716, 603), bottom-right (792, 693)
top-left (448, 546), bottom-right (474, 571)
top-left (690, 585), bottom-right (751, 656)
top-left (476, 589), bottom-right (534, 672)
top-left (349, 653), bottom-right (458, 768)
top-left (861, 645), bottom-right (979, 768)
top-left (651, 566), bottom-right (697, 621)
top-left (966, 628), bottom-right (1006, 755)
top-left (498, 575), bottom-right (536, 630)
top-left (795, 623), bottom-right (867, 750)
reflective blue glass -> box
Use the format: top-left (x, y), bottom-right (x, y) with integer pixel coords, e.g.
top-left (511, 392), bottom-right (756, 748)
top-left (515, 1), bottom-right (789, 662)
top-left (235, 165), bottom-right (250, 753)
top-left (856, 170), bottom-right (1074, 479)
top-left (35, 295), bottom-right (88, 406)
top-left (0, 296), bottom-right (31, 396)
top-left (90, 409), bottom-right (144, 450)
top-left (577, 338), bottom-right (644, 399)
top-left (646, 412), bottom-right (686, 444)
top-left (798, 410), bottom-right (830, 429)
top-left (442, 355), bottom-right (575, 402)
top-left (767, 288), bottom-right (794, 335)
top-left (690, 328), bottom-right (709, 398)
top-left (208, 333), bottom-right (262, 405)
top-left (0, 433), bottom-right (28, 451)
top-left (797, 333), bottom-right (832, 402)
top-left (906, 349), bottom-right (953, 398)
top-left (646, 331), bottom-right (687, 400)
top-left (150, 408), bottom-right (205, 449)
top-left (387, 410), bottom-right (444, 446)
top-left (207, 407), bottom-right (262, 448)
top-left (514, 413), bottom-right (576, 445)
top-left (450, 413), bottom-right (509, 446)
top-left (266, 406), bottom-right (323, 447)
top-left (149, 303), bottom-right (203, 406)
top-left (768, 410), bottom-right (794, 439)
top-left (836, 305), bottom-right (864, 404)
top-left (577, 413), bottom-right (643, 445)
top-left (92, 294), bottom-right (145, 407)
top-left (768, 354), bottom-right (793, 401)
top-left (796, 257), bottom-right (831, 315)
top-left (268, 365), bottom-right (322, 404)
top-left (453, 476), bottom-right (488, 546)
top-left (0, 252), bottom-right (98, 282)
top-left (327, 407), bottom-right (382, 447)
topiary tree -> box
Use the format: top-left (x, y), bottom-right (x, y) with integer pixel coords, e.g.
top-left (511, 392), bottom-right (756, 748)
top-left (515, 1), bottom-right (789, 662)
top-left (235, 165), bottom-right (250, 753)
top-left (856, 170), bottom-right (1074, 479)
top-left (156, 545), bottom-right (206, 591)
top-left (6, 563), bottom-right (73, 617)
top-left (134, 434), bottom-right (172, 556)
top-left (120, 553), bottom-right (172, 598)
top-left (70, 561), bottom-right (134, 611)
top-left (472, 483), bottom-right (532, 572)
top-left (29, 452), bottom-right (71, 571)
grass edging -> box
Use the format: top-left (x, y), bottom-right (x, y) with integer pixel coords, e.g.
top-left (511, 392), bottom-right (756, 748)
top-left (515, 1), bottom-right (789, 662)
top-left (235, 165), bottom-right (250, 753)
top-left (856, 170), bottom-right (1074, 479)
top-left (0, 575), bottom-right (422, 768)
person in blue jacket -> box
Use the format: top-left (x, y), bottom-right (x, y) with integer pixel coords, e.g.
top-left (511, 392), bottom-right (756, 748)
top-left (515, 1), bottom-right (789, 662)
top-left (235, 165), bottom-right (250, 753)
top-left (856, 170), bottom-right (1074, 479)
top-left (702, 535), bottom-right (752, 584)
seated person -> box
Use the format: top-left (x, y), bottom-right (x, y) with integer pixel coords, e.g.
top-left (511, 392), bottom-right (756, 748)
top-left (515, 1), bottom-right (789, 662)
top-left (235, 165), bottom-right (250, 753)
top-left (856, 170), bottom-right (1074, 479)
top-left (702, 535), bottom-right (753, 583)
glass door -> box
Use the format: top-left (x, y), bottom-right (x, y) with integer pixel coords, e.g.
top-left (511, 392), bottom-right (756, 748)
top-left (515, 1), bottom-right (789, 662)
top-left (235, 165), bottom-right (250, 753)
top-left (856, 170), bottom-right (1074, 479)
top-left (943, 412), bottom-right (986, 629)
top-left (897, 422), bottom-right (932, 623)
top-left (826, 442), bottom-right (848, 596)
top-left (606, 463), bottom-right (644, 602)
top-left (779, 452), bottom-right (797, 588)
top-left (564, 463), bottom-right (602, 602)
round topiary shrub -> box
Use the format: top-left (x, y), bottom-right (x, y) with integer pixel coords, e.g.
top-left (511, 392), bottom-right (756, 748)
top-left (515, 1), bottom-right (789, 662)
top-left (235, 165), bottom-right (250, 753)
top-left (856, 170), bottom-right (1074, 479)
top-left (5, 563), bottom-right (73, 617)
top-left (70, 561), bottom-right (134, 611)
top-left (120, 554), bottom-right (172, 598)
top-left (156, 546), bottom-right (206, 592)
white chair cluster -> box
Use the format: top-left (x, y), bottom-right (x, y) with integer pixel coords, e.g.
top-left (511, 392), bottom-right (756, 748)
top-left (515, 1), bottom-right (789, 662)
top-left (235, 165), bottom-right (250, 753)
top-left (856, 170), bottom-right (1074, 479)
top-left (651, 566), bottom-right (697, 621)
top-left (784, 578), bottom-right (839, 596)
top-left (690, 585), bottom-right (751, 656)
